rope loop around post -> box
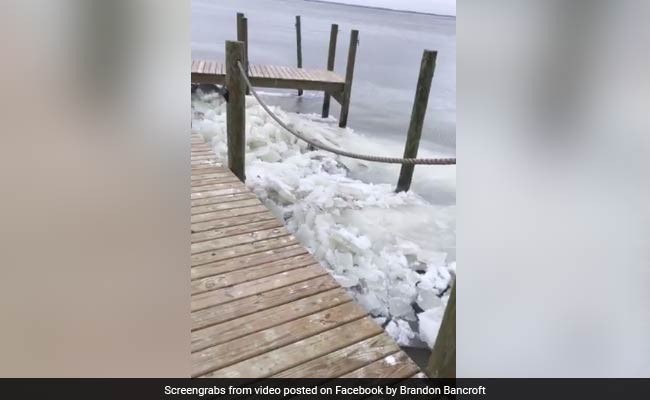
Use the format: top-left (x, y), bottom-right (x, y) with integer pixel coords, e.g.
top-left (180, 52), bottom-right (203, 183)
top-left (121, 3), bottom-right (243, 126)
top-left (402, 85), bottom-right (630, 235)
top-left (236, 61), bottom-right (456, 166)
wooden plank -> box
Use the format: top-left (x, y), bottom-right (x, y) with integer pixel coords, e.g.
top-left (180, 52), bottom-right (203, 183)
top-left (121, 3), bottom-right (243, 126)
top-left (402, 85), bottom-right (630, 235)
top-left (191, 253), bottom-right (316, 295)
top-left (190, 243), bottom-right (307, 280)
top-left (272, 333), bottom-right (400, 378)
top-left (191, 288), bottom-right (351, 352)
top-left (190, 166), bottom-right (228, 174)
top-left (254, 65), bottom-right (265, 78)
top-left (190, 204), bottom-right (268, 224)
top-left (191, 186), bottom-right (255, 200)
top-left (190, 210), bottom-right (275, 233)
top-left (191, 150), bottom-right (215, 156)
top-left (341, 351), bottom-right (420, 378)
top-left (191, 177), bottom-right (241, 187)
top-left (191, 264), bottom-right (326, 311)
top-left (191, 211), bottom-right (277, 234)
top-left (191, 197), bottom-right (261, 216)
top-left (191, 226), bottom-right (288, 255)
top-left (191, 235), bottom-right (299, 267)
top-left (191, 154), bottom-right (217, 161)
top-left (191, 218), bottom-right (282, 244)
top-left (191, 163), bottom-right (225, 171)
top-left (190, 192), bottom-right (257, 209)
top-left (201, 317), bottom-right (383, 378)
top-left (192, 181), bottom-right (245, 194)
top-left (190, 188), bottom-right (252, 206)
top-left (191, 302), bottom-right (368, 377)
top-left (191, 274), bottom-right (338, 331)
top-left (190, 171), bottom-right (236, 181)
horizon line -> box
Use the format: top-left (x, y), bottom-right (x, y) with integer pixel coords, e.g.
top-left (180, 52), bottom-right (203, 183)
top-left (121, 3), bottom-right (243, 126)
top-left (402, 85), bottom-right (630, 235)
top-left (304, 0), bottom-right (457, 18)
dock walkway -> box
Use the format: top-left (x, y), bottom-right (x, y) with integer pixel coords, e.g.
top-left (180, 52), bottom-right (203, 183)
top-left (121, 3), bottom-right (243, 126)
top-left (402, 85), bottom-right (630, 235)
top-left (191, 60), bottom-right (345, 97)
top-left (190, 134), bottom-right (424, 378)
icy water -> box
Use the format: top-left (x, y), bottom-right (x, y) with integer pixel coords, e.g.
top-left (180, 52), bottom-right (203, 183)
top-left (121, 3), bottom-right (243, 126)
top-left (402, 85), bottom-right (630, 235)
top-left (192, 0), bottom-right (456, 360)
top-left (191, 0), bottom-right (456, 159)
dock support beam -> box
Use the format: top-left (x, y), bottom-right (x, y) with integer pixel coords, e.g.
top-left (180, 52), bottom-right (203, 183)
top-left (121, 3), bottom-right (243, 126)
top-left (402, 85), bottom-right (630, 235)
top-left (225, 41), bottom-right (246, 182)
top-left (396, 50), bottom-right (437, 193)
top-left (427, 281), bottom-right (455, 378)
top-left (338, 30), bottom-right (358, 128)
top-left (322, 24), bottom-right (339, 118)
top-left (236, 13), bottom-right (249, 95)
top-left (295, 16), bottom-right (303, 96)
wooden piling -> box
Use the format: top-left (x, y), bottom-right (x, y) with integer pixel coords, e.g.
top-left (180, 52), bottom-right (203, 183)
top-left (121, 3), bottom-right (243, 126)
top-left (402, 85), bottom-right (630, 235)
top-left (427, 281), bottom-right (455, 378)
top-left (236, 13), bottom-right (250, 95)
top-left (322, 23), bottom-right (339, 118)
top-left (338, 29), bottom-right (358, 128)
top-left (225, 40), bottom-right (246, 182)
top-left (295, 16), bottom-right (303, 96)
top-left (395, 50), bottom-right (437, 193)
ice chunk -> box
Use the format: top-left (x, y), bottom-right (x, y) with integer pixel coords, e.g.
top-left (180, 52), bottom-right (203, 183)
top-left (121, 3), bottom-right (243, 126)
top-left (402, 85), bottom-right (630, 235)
top-left (418, 307), bottom-right (445, 349)
top-left (385, 319), bottom-right (416, 346)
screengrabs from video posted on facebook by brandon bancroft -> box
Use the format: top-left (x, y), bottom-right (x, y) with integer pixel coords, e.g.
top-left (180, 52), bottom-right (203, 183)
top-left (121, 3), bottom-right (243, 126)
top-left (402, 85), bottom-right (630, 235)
top-left (0, 0), bottom-right (648, 398)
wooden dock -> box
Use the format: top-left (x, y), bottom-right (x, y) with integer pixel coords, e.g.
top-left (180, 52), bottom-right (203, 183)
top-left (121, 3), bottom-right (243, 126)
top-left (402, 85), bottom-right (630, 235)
top-left (191, 60), bottom-right (345, 99)
top-left (190, 134), bottom-right (425, 378)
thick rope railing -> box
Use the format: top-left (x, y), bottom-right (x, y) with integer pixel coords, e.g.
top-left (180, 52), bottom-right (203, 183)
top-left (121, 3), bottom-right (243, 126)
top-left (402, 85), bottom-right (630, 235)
top-left (237, 61), bottom-right (456, 165)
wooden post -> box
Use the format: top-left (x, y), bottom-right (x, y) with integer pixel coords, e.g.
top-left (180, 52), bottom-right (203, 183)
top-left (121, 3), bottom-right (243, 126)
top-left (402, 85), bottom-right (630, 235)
top-left (427, 281), bottom-right (455, 378)
top-left (225, 41), bottom-right (246, 182)
top-left (338, 29), bottom-right (358, 128)
top-left (395, 50), bottom-right (437, 193)
top-left (236, 13), bottom-right (249, 95)
top-left (295, 16), bottom-right (303, 96)
top-left (321, 23), bottom-right (338, 118)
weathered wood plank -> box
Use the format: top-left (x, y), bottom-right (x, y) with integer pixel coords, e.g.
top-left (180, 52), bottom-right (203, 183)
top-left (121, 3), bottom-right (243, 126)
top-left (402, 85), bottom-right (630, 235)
top-left (191, 235), bottom-right (298, 266)
top-left (190, 204), bottom-right (268, 224)
top-left (192, 302), bottom-right (368, 377)
top-left (191, 211), bottom-right (277, 234)
top-left (190, 264), bottom-right (325, 311)
top-left (191, 176), bottom-right (242, 187)
top-left (191, 198), bottom-right (261, 217)
top-left (272, 333), bottom-right (400, 378)
top-left (191, 274), bottom-right (338, 331)
top-left (191, 226), bottom-right (288, 255)
top-left (190, 188), bottom-right (252, 206)
top-left (191, 218), bottom-right (282, 245)
top-left (202, 317), bottom-right (383, 378)
top-left (341, 351), bottom-right (420, 378)
top-left (191, 253), bottom-right (316, 295)
top-left (190, 243), bottom-right (307, 280)
top-left (191, 288), bottom-right (351, 352)
top-left (191, 181), bottom-right (244, 193)
top-left (190, 193), bottom-right (257, 210)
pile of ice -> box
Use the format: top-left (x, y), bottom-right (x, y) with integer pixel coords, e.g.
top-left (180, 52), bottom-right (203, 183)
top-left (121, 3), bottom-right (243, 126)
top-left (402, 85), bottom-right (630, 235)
top-left (192, 90), bottom-right (455, 348)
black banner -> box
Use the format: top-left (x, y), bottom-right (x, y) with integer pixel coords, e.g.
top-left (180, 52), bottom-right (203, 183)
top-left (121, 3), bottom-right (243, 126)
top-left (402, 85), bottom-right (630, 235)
top-left (0, 378), bottom-right (648, 399)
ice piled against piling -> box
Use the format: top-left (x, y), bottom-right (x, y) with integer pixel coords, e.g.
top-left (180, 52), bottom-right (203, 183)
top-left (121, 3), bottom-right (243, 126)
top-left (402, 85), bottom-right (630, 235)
top-left (192, 91), bottom-right (455, 348)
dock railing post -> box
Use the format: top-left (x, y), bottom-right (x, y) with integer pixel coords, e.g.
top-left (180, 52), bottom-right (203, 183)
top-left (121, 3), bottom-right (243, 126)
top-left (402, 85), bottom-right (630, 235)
top-left (225, 40), bottom-right (246, 182)
top-left (427, 281), bottom-right (455, 377)
top-left (396, 50), bottom-right (437, 193)
top-left (339, 29), bottom-right (359, 128)
top-left (236, 13), bottom-right (250, 95)
top-left (295, 15), bottom-right (303, 96)
top-left (322, 23), bottom-right (338, 118)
